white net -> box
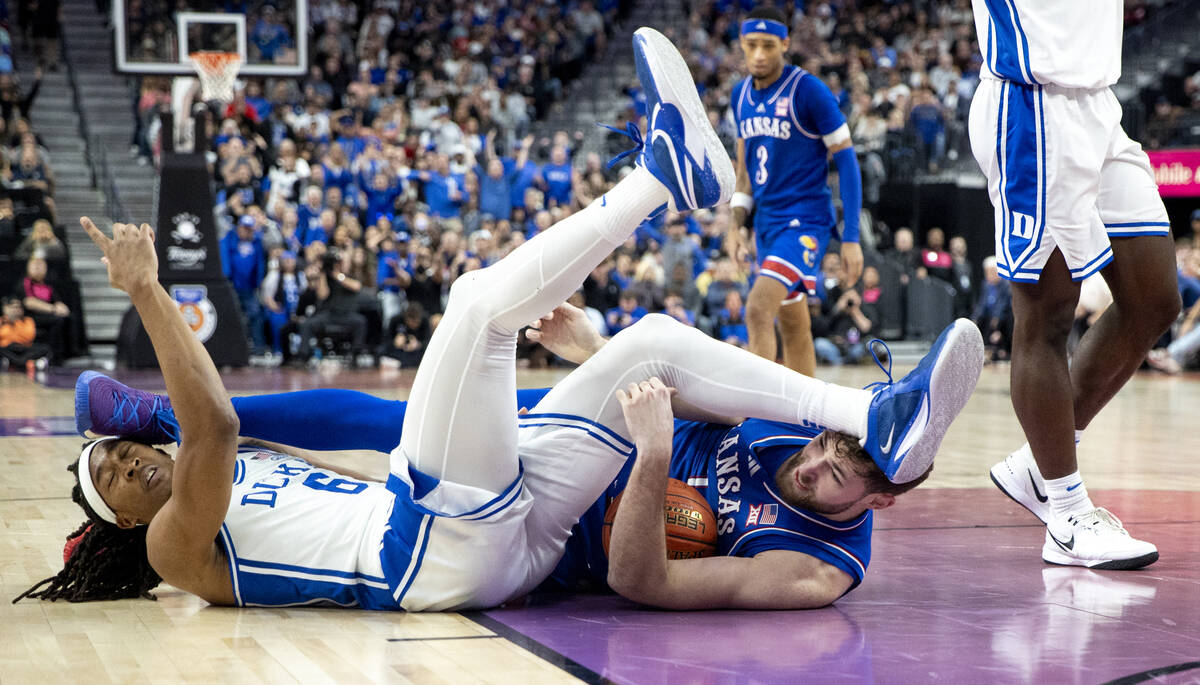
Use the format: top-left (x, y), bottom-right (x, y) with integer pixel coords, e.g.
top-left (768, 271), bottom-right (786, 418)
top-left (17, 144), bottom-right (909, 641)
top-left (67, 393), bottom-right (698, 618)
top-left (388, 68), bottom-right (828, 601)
top-left (189, 51), bottom-right (242, 103)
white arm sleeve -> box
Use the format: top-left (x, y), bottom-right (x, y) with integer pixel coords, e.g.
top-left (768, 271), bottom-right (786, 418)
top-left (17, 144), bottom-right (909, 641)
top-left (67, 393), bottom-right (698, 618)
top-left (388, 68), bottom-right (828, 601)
top-left (822, 123), bottom-right (852, 148)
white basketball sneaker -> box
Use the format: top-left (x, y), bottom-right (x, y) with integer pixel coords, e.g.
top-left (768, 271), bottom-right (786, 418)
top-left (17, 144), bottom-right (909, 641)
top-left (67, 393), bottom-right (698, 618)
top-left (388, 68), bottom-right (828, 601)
top-left (1042, 508), bottom-right (1159, 570)
top-left (989, 446), bottom-right (1050, 524)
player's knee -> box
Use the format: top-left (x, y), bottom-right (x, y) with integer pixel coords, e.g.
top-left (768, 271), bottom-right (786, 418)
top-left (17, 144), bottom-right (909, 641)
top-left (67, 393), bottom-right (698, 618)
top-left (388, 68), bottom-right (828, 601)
top-left (745, 297), bottom-right (779, 330)
top-left (1017, 312), bottom-right (1074, 349)
top-left (1145, 288), bottom-right (1182, 332)
top-left (1013, 300), bottom-right (1074, 347)
top-left (614, 313), bottom-right (690, 352)
top-left (446, 271), bottom-right (504, 319)
top-left (777, 304), bottom-right (810, 336)
top-left (626, 312), bottom-right (683, 340)
top-left (447, 271), bottom-right (483, 302)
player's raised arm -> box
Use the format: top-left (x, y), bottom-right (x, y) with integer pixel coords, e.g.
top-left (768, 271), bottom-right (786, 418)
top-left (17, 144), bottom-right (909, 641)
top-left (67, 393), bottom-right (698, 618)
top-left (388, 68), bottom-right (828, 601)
top-left (81, 217), bottom-right (239, 601)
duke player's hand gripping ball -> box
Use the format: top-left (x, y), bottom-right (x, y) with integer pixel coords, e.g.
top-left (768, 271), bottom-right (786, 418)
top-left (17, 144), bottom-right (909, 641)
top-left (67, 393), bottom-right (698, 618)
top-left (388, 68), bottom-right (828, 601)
top-left (602, 478), bottom-right (718, 559)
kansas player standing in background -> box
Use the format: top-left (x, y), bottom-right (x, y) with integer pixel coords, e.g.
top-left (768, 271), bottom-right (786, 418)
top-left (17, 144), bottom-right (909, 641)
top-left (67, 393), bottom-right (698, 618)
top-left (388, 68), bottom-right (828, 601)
top-left (969, 0), bottom-right (1179, 569)
top-left (726, 6), bottom-right (864, 376)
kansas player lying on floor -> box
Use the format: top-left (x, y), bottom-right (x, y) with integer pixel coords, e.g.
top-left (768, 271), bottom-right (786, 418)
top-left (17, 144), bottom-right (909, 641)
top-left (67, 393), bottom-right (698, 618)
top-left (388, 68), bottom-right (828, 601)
top-left (68, 297), bottom-right (982, 606)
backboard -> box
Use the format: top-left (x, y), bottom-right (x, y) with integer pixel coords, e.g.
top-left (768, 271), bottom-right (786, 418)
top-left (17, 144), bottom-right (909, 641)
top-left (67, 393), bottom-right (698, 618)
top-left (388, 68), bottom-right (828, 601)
top-left (113, 0), bottom-right (307, 76)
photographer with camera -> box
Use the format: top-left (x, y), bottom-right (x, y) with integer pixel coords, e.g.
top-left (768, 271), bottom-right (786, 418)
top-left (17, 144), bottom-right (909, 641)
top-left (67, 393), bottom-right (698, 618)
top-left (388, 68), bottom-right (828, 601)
top-left (296, 246), bottom-right (369, 365)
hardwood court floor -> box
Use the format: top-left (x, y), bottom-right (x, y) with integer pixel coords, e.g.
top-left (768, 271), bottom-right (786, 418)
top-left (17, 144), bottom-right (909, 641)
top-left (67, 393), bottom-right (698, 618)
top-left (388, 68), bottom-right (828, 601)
top-left (3, 363), bottom-right (1199, 684)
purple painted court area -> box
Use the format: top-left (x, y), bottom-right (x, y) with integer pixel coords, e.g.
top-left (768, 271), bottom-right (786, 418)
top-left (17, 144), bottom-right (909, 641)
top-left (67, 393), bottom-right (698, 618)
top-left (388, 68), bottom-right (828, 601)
top-left (487, 488), bottom-right (1200, 684)
top-left (0, 416), bottom-right (79, 437)
top-left (41, 367), bottom-right (413, 392)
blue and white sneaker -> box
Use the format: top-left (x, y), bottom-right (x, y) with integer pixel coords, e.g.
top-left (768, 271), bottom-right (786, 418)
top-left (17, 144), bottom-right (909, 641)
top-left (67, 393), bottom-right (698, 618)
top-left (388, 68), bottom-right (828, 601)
top-left (862, 319), bottom-right (984, 483)
top-left (632, 27), bottom-right (734, 211)
top-left (75, 370), bottom-right (180, 444)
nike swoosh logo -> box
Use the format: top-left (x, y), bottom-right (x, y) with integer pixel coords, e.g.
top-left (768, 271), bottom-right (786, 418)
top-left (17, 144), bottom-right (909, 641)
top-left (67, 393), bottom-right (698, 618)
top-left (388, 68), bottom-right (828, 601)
top-left (879, 426), bottom-right (896, 455)
top-left (1028, 470), bottom-right (1048, 503)
top-left (894, 395), bottom-right (930, 460)
top-left (1066, 482), bottom-right (1081, 492)
top-left (650, 127), bottom-right (697, 209)
top-left (1050, 530), bottom-right (1074, 552)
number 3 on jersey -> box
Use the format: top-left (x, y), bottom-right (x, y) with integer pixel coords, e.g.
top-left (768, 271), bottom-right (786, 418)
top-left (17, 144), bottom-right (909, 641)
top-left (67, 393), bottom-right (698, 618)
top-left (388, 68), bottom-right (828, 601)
top-left (754, 146), bottom-right (769, 185)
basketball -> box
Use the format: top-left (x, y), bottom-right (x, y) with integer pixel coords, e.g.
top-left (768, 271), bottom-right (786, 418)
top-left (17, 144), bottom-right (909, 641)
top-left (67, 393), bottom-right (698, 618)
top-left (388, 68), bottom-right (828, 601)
top-left (601, 479), bottom-right (718, 560)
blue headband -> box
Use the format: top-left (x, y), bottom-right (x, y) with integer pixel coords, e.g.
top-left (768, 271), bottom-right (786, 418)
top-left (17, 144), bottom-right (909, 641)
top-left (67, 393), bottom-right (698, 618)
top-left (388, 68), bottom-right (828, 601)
top-left (741, 18), bottom-right (788, 40)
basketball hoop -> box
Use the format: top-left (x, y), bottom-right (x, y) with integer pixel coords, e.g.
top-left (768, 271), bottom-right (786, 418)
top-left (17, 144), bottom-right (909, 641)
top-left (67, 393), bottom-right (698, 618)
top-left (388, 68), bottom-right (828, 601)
top-left (189, 51), bottom-right (242, 103)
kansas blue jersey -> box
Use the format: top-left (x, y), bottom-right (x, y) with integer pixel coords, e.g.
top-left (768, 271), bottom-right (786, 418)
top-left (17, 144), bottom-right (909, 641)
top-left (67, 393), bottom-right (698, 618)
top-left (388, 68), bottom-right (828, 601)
top-left (542, 419), bottom-right (872, 593)
top-left (732, 65), bottom-right (846, 233)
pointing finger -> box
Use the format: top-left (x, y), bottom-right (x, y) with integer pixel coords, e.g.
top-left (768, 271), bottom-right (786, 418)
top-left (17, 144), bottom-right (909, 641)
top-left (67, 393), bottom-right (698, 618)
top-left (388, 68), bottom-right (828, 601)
top-left (80, 217), bottom-right (112, 250)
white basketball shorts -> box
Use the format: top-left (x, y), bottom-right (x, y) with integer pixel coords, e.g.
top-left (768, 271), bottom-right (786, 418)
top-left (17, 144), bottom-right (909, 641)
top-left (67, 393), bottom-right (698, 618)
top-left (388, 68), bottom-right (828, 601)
top-left (969, 79), bottom-right (1169, 283)
top-left (384, 415), bottom-right (631, 612)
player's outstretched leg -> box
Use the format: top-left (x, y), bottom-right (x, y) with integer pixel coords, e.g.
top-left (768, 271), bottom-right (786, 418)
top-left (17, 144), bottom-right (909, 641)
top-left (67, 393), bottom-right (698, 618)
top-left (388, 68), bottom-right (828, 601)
top-left (76, 370), bottom-right (553, 453)
top-left (861, 319), bottom-right (985, 484)
top-left (397, 26), bottom-right (733, 495)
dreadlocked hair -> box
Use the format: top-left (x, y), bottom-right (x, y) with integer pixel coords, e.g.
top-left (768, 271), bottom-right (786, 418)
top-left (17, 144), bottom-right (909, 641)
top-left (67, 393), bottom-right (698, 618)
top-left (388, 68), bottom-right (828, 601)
top-left (12, 443), bottom-right (162, 603)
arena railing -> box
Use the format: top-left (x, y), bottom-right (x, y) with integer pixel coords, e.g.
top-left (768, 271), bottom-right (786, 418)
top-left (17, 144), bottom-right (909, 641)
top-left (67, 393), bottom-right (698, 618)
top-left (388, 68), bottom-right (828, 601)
top-left (61, 31), bottom-right (131, 224)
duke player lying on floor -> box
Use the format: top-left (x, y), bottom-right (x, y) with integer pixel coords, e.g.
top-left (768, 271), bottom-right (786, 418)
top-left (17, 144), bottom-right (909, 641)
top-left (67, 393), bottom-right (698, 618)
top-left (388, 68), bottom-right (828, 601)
top-left (16, 28), bottom-right (983, 612)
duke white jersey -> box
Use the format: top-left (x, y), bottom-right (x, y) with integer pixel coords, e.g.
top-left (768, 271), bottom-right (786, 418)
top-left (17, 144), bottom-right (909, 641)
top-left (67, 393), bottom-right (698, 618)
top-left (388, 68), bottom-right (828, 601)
top-left (217, 449), bottom-right (396, 608)
top-left (972, 0), bottom-right (1122, 89)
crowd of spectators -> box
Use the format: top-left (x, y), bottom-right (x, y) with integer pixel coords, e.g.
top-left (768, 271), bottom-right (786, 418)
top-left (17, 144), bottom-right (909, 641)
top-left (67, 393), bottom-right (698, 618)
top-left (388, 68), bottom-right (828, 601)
top-left (0, 10), bottom-right (81, 369)
top-left (142, 0), bottom-right (1191, 373)
top-left (160, 0), bottom-right (630, 366)
top-left (658, 0), bottom-right (987, 179)
top-left (174, 0), bottom-right (1024, 370)
top-left (1121, 0), bottom-right (1200, 150)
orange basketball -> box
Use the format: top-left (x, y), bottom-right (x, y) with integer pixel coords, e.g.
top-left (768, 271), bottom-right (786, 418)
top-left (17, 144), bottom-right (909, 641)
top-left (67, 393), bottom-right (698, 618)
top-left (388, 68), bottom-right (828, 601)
top-left (602, 478), bottom-right (718, 559)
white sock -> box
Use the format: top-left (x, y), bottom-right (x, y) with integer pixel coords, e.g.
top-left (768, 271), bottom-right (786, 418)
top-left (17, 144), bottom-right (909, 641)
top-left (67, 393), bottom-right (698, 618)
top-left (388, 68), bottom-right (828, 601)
top-left (1018, 430), bottom-right (1083, 474)
top-left (823, 385), bottom-right (872, 438)
top-left (581, 165), bottom-right (669, 243)
top-left (1045, 471), bottom-right (1094, 519)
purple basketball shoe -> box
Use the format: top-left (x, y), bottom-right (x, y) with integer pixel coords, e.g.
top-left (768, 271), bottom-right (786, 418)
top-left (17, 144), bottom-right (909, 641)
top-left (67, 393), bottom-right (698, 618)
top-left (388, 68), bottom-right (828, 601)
top-left (75, 371), bottom-right (180, 444)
